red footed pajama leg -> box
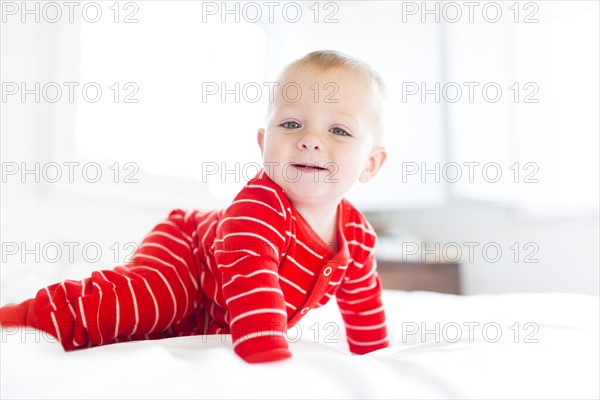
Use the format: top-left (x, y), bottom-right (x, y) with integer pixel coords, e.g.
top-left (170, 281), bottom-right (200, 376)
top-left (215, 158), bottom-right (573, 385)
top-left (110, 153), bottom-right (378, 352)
top-left (0, 299), bottom-right (37, 328)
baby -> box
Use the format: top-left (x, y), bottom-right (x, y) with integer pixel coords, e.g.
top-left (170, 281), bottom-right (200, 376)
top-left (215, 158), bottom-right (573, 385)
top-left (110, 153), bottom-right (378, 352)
top-left (0, 50), bottom-right (389, 363)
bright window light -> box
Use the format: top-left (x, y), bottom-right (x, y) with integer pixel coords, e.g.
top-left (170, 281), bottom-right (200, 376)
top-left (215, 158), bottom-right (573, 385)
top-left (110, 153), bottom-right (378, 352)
top-left (75, 3), bottom-right (266, 200)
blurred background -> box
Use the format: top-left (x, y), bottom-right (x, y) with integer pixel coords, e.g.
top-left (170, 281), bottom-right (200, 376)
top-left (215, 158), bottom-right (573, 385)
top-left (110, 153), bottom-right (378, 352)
top-left (1, 1), bottom-right (598, 302)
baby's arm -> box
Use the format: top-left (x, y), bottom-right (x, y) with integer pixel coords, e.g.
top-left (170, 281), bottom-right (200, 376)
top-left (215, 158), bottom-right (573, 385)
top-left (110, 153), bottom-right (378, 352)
top-left (213, 187), bottom-right (291, 363)
top-left (336, 251), bottom-right (389, 354)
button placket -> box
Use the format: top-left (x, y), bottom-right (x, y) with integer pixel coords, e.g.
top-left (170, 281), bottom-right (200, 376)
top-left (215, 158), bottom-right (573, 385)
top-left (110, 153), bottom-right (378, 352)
top-left (293, 263), bottom-right (336, 320)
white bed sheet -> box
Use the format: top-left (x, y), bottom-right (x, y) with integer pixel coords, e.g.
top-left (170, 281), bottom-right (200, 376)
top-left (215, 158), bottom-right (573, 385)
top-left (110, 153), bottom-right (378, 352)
top-left (1, 290), bottom-right (598, 399)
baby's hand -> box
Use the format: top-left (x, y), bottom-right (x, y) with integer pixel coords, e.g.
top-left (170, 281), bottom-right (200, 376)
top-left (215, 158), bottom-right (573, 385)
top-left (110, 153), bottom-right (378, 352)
top-left (242, 348), bottom-right (292, 363)
top-left (232, 324), bottom-right (291, 363)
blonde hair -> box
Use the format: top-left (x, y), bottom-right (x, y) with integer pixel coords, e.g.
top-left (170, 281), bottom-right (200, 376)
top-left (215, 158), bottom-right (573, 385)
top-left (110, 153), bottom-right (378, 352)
top-left (278, 50), bottom-right (386, 99)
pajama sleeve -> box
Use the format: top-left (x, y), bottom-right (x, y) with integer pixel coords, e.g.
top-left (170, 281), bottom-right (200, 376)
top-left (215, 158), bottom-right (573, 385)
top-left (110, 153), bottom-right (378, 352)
top-left (336, 237), bottom-right (389, 354)
top-left (213, 182), bottom-right (291, 363)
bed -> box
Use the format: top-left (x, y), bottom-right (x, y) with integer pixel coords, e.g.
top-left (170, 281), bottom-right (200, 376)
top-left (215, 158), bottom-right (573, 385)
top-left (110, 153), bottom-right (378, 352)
top-left (1, 289), bottom-right (598, 399)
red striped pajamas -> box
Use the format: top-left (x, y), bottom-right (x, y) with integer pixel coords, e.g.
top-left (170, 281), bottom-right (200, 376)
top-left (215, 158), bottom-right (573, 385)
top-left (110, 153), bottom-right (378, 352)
top-left (0, 169), bottom-right (389, 363)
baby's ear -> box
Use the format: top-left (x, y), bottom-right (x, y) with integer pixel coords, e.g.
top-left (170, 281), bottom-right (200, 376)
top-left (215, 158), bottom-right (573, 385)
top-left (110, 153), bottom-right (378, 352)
top-left (359, 146), bottom-right (387, 183)
top-left (257, 128), bottom-right (265, 156)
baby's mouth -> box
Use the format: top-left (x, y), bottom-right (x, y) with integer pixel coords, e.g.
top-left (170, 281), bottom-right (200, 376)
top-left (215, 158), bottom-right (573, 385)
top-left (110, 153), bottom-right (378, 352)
top-left (291, 163), bottom-right (329, 171)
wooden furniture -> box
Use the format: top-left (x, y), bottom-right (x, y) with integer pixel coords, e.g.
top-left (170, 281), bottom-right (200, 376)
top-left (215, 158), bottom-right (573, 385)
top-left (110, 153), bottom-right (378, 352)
top-left (376, 259), bottom-right (461, 295)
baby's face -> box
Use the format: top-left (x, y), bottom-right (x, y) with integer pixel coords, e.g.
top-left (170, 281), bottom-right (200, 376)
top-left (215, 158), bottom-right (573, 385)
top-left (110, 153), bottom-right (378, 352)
top-left (257, 65), bottom-right (386, 209)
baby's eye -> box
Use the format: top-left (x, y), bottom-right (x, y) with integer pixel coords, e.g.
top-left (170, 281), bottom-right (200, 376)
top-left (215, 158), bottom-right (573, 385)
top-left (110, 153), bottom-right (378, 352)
top-left (282, 121), bottom-right (300, 129)
top-left (330, 127), bottom-right (349, 136)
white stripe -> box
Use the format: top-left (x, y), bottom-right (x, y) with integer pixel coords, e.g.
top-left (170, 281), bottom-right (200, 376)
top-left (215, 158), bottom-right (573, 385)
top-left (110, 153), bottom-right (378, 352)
top-left (78, 297), bottom-right (88, 338)
top-left (214, 248), bottom-right (260, 257)
top-left (145, 231), bottom-right (191, 250)
top-left (345, 263), bottom-right (376, 284)
top-left (338, 280), bottom-right (377, 294)
top-left (49, 312), bottom-right (63, 345)
top-left (344, 321), bottom-right (387, 330)
top-left (200, 218), bottom-right (222, 310)
top-left (199, 219), bottom-right (223, 310)
top-left (347, 240), bottom-right (375, 252)
top-left (97, 271), bottom-right (120, 341)
top-left (346, 336), bottom-right (388, 346)
top-left (218, 255), bottom-right (252, 268)
top-left (201, 220), bottom-right (218, 253)
top-left (220, 216), bottom-right (286, 242)
top-left (293, 236), bottom-right (324, 259)
top-left (138, 273), bottom-right (160, 333)
top-left (215, 232), bottom-right (279, 258)
top-left (161, 220), bottom-right (193, 244)
top-left (43, 287), bottom-right (57, 312)
top-left (285, 301), bottom-right (297, 310)
top-left (336, 293), bottom-right (378, 305)
top-left (92, 282), bottom-right (104, 345)
top-left (200, 267), bottom-right (206, 301)
top-left (123, 275), bottom-right (139, 336)
top-left (327, 279), bottom-right (343, 286)
top-left (286, 256), bottom-right (315, 276)
top-left (233, 330), bottom-right (285, 347)
top-left (229, 308), bottom-right (287, 327)
top-left (64, 286), bottom-right (81, 348)
top-left (345, 222), bottom-right (376, 236)
top-left (246, 184), bottom-right (286, 218)
top-left (222, 269), bottom-right (279, 289)
top-left (71, 280), bottom-right (87, 347)
top-left (184, 209), bottom-right (194, 223)
top-left (196, 211), bottom-right (218, 233)
top-left (204, 255), bottom-right (225, 309)
top-left (279, 275), bottom-right (307, 294)
top-left (230, 199), bottom-right (284, 217)
top-left (60, 282), bottom-right (78, 321)
top-left (340, 305), bottom-right (385, 316)
top-left (226, 287), bottom-right (283, 304)
top-left (140, 266), bottom-right (179, 329)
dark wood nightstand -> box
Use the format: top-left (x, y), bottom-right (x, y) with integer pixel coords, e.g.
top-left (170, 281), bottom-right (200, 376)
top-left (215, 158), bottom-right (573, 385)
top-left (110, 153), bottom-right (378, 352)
top-left (376, 259), bottom-right (461, 294)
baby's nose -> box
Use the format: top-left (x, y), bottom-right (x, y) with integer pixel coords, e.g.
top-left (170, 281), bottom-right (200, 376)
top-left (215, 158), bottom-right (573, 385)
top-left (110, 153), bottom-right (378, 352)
top-left (301, 142), bottom-right (320, 150)
top-left (298, 132), bottom-right (322, 150)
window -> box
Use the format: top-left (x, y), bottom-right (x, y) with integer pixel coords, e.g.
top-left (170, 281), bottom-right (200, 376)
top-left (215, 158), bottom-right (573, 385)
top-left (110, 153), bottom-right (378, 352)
top-left (444, 2), bottom-right (599, 215)
top-left (75, 3), bottom-right (266, 203)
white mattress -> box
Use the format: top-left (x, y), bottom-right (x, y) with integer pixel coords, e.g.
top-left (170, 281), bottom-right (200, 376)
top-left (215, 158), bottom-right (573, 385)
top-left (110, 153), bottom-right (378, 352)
top-left (1, 289), bottom-right (598, 399)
